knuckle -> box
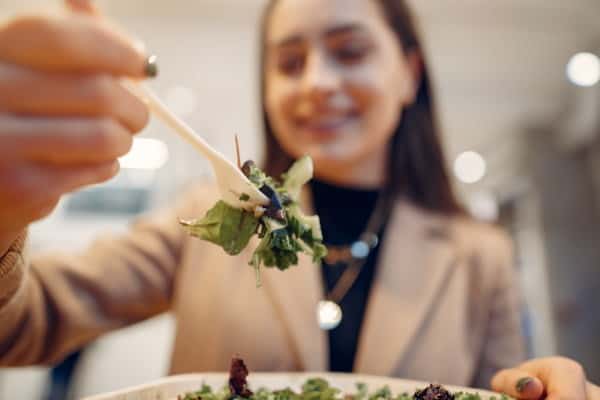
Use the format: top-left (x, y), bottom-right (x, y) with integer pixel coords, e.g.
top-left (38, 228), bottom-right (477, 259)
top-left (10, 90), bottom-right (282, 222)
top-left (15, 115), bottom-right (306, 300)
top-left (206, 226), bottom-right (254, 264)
top-left (552, 357), bottom-right (584, 374)
top-left (4, 15), bottom-right (50, 35)
top-left (89, 162), bottom-right (118, 185)
top-left (567, 359), bottom-right (585, 375)
top-left (99, 161), bottom-right (119, 181)
top-left (131, 102), bottom-right (150, 133)
top-left (30, 196), bottom-right (61, 221)
top-left (89, 75), bottom-right (117, 114)
top-left (89, 118), bottom-right (130, 158)
top-left (4, 15), bottom-right (63, 51)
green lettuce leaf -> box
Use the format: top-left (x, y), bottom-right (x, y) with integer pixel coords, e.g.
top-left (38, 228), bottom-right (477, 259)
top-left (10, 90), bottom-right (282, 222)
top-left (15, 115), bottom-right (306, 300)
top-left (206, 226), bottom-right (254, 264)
top-left (180, 200), bottom-right (259, 255)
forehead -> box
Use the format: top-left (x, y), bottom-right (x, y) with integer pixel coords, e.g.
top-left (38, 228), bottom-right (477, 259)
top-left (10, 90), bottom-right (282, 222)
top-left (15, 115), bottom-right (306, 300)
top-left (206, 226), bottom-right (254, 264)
top-left (267, 0), bottom-right (385, 43)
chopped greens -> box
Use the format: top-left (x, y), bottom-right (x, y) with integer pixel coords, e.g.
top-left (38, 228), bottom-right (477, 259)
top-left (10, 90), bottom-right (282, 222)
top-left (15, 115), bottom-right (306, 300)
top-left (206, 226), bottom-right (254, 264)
top-left (177, 380), bottom-right (512, 400)
top-left (178, 358), bottom-right (512, 400)
top-left (180, 156), bottom-right (327, 286)
top-left (177, 359), bottom-right (514, 400)
top-left (178, 383), bottom-right (231, 400)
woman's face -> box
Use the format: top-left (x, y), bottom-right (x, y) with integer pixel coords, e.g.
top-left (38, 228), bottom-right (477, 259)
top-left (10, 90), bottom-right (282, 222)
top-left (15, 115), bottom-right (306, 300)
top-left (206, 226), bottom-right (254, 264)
top-left (265, 0), bottom-right (419, 183)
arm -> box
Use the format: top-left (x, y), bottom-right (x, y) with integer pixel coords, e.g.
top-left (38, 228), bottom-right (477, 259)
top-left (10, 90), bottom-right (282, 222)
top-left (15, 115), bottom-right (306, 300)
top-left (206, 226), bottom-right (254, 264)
top-left (0, 2), bottom-right (166, 367)
top-left (0, 192), bottom-right (196, 366)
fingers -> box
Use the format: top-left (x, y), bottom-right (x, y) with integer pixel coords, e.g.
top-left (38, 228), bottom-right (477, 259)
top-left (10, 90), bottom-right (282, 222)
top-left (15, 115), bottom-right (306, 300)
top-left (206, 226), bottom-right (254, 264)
top-left (0, 3), bottom-right (154, 233)
top-left (536, 358), bottom-right (588, 400)
top-left (0, 160), bottom-right (119, 229)
top-left (0, 14), bottom-right (147, 77)
top-left (50, 160), bottom-right (120, 194)
top-left (0, 160), bottom-right (119, 202)
top-left (492, 357), bottom-right (588, 400)
top-left (491, 369), bottom-right (545, 399)
top-left (0, 63), bottom-right (149, 132)
top-left (0, 114), bottom-right (133, 164)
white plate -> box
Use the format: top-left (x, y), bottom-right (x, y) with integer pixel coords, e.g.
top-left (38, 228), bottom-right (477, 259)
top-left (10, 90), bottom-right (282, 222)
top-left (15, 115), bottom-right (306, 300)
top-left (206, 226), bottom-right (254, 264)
top-left (82, 372), bottom-right (501, 400)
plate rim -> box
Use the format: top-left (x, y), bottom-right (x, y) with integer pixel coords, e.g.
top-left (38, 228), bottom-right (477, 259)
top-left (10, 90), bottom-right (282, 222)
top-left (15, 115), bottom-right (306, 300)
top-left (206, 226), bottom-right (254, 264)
top-left (83, 371), bottom-right (502, 400)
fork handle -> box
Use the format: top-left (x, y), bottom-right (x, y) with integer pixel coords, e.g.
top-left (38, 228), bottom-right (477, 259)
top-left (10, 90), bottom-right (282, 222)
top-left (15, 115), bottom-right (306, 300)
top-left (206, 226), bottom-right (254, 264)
top-left (124, 80), bottom-right (221, 162)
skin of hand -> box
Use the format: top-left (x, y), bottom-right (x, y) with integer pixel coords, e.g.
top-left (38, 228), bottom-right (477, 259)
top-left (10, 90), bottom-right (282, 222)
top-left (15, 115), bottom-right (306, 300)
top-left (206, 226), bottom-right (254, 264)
top-left (492, 356), bottom-right (600, 400)
top-left (0, 0), bottom-right (152, 256)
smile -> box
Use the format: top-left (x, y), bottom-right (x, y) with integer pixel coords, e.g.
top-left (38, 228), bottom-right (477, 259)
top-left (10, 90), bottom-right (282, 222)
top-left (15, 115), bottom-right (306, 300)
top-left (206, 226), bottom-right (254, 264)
top-left (297, 115), bottom-right (357, 140)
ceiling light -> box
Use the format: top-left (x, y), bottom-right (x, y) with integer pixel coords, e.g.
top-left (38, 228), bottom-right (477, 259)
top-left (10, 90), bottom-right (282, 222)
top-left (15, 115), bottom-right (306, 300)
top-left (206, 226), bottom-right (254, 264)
top-left (566, 52), bottom-right (600, 87)
top-left (454, 151), bottom-right (487, 184)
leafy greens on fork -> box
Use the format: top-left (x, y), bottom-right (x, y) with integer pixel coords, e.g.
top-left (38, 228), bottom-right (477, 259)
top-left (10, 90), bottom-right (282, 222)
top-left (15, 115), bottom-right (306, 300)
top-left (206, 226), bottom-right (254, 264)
top-left (180, 156), bottom-right (327, 285)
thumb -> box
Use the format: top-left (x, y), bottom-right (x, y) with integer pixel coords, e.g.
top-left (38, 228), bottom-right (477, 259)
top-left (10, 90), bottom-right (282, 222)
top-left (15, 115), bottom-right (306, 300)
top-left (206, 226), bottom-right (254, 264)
top-left (63, 0), bottom-right (152, 74)
top-left (64, 0), bottom-right (101, 16)
top-left (491, 368), bottom-right (545, 399)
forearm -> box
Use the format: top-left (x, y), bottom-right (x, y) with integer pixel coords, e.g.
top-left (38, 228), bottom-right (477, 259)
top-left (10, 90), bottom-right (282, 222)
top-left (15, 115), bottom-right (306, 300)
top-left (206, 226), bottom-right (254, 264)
top-left (0, 205), bottom-right (186, 366)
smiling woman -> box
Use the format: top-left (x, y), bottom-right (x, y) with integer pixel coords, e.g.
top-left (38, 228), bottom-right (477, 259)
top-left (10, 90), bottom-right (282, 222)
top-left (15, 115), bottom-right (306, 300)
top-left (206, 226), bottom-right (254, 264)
top-left (0, 0), bottom-right (533, 396)
top-left (263, 0), bottom-right (418, 186)
top-left (261, 0), bottom-right (459, 215)
top-left (255, 0), bottom-right (522, 380)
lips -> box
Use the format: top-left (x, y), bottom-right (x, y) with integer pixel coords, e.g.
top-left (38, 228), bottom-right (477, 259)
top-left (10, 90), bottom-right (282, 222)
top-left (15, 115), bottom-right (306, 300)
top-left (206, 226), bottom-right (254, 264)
top-left (295, 113), bottom-right (358, 141)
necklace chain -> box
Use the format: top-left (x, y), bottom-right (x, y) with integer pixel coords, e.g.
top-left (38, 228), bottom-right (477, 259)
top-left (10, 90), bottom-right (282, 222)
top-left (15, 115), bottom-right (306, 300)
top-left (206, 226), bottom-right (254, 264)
top-left (317, 193), bottom-right (392, 330)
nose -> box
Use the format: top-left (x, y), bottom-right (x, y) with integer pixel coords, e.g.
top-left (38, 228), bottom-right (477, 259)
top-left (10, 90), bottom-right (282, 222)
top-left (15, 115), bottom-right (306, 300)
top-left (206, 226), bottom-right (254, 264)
top-left (301, 51), bottom-right (341, 101)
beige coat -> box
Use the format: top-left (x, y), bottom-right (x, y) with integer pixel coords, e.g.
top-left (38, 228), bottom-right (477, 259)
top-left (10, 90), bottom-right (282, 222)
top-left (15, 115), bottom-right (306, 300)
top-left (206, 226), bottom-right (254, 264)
top-left (0, 183), bottom-right (524, 388)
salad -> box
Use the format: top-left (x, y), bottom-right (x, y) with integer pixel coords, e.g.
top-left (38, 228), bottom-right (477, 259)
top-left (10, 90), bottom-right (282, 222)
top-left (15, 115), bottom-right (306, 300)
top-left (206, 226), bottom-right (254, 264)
top-left (180, 156), bottom-right (327, 285)
top-left (177, 358), bottom-right (512, 400)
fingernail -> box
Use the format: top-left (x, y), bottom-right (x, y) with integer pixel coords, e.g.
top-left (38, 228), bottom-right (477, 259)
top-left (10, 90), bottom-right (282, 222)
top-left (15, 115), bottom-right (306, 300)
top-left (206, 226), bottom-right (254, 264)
top-left (516, 377), bottom-right (533, 393)
top-left (144, 55), bottom-right (158, 78)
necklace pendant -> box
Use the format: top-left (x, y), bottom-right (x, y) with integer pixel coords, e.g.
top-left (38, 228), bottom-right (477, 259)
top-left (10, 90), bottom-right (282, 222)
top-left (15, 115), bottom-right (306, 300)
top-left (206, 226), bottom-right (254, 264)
top-left (317, 300), bottom-right (343, 330)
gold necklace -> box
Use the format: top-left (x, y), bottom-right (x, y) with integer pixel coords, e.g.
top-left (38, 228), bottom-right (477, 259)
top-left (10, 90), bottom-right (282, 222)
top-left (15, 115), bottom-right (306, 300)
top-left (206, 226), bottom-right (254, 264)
top-left (317, 193), bottom-right (392, 330)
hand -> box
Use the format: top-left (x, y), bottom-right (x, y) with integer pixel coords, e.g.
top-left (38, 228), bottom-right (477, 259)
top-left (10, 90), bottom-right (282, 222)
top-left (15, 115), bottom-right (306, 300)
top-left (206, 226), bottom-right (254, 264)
top-left (0, 0), bottom-right (152, 253)
top-left (491, 356), bottom-right (600, 400)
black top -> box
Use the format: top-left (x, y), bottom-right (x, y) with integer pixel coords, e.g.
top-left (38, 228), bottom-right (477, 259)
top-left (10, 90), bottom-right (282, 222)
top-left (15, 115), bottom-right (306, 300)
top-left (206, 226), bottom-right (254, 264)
top-left (310, 179), bottom-right (386, 372)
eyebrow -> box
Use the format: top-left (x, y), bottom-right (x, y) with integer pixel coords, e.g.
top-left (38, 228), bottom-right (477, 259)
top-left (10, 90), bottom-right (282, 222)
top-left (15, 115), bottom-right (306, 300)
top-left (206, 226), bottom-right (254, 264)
top-left (324, 23), bottom-right (365, 38)
top-left (273, 23), bottom-right (366, 48)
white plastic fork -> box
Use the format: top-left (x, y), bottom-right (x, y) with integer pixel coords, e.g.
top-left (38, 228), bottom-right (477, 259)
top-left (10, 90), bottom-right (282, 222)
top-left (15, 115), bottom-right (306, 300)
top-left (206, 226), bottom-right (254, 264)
top-left (124, 81), bottom-right (269, 210)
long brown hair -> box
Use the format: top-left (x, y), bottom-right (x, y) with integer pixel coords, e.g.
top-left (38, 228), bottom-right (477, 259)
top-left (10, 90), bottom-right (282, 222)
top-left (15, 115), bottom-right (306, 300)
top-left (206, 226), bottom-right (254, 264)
top-left (260, 0), bottom-right (463, 215)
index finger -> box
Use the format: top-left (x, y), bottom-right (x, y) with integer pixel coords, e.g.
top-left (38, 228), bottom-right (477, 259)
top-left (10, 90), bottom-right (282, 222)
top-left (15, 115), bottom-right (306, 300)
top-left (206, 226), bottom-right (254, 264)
top-left (491, 368), bottom-right (544, 399)
top-left (0, 14), bottom-right (151, 78)
top-left (493, 358), bottom-right (588, 400)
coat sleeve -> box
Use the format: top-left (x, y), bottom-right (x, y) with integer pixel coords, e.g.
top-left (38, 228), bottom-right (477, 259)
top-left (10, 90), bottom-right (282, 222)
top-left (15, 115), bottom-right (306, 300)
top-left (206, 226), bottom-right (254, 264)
top-left (0, 188), bottom-right (201, 367)
top-left (472, 230), bottom-right (526, 388)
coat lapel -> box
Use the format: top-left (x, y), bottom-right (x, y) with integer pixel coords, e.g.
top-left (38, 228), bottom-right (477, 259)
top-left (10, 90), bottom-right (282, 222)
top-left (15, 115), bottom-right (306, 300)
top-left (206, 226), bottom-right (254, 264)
top-left (261, 250), bottom-right (327, 371)
top-left (354, 200), bottom-right (457, 375)
top-left (260, 188), bottom-right (327, 371)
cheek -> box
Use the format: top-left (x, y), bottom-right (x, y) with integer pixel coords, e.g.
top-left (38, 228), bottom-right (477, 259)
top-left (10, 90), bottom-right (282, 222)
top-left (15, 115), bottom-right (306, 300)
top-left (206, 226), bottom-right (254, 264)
top-left (265, 78), bottom-right (306, 156)
top-left (266, 79), bottom-right (293, 134)
top-left (349, 67), bottom-right (405, 151)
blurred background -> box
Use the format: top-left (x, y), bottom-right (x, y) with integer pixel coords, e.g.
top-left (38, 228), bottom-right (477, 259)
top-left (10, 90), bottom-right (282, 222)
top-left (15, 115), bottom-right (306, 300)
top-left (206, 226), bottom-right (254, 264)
top-left (0, 0), bottom-right (599, 398)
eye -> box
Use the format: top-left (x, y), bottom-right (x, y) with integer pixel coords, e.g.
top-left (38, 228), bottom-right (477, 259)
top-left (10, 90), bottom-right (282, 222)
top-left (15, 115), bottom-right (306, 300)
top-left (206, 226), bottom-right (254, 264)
top-left (333, 41), bottom-right (371, 65)
top-left (276, 52), bottom-right (306, 76)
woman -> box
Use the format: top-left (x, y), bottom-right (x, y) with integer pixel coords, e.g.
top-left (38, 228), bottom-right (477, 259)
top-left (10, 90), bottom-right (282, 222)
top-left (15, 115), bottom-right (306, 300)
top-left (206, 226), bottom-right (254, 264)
top-left (0, 0), bottom-right (587, 397)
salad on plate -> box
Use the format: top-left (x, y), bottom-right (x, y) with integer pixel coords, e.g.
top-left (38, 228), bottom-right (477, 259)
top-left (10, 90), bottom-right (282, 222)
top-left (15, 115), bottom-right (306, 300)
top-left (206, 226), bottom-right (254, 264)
top-left (177, 358), bottom-right (512, 400)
